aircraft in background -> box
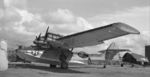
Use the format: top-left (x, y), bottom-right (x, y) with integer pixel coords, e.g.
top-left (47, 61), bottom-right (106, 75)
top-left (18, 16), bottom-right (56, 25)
top-left (76, 42), bottom-right (131, 67)
top-left (0, 40), bottom-right (8, 71)
top-left (121, 52), bottom-right (149, 67)
top-left (16, 22), bottom-right (140, 69)
top-left (99, 42), bottom-right (130, 68)
top-left (97, 42), bottom-right (149, 68)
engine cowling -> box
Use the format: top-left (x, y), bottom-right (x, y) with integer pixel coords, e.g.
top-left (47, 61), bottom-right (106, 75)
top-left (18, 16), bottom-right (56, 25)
top-left (77, 51), bottom-right (89, 58)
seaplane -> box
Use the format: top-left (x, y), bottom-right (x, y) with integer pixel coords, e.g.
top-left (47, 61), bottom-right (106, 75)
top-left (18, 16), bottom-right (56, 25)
top-left (16, 22), bottom-right (140, 69)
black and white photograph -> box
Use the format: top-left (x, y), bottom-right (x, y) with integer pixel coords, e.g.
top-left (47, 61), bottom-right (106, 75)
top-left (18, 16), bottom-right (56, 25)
top-left (0, 0), bottom-right (150, 77)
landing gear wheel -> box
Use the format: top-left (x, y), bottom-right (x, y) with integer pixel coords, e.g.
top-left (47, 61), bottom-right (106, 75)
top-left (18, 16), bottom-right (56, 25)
top-left (59, 52), bottom-right (68, 69)
top-left (49, 64), bottom-right (56, 68)
top-left (121, 63), bottom-right (124, 67)
top-left (103, 65), bottom-right (106, 68)
top-left (131, 64), bottom-right (134, 67)
top-left (60, 61), bottom-right (68, 69)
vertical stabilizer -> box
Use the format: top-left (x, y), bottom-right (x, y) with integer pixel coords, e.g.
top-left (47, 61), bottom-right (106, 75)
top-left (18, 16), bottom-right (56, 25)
top-left (107, 42), bottom-right (119, 50)
top-left (105, 42), bottom-right (120, 60)
top-left (0, 40), bottom-right (7, 52)
top-left (0, 40), bottom-right (8, 71)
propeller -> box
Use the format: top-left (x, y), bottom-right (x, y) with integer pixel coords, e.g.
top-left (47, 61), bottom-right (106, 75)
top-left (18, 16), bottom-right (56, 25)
top-left (36, 33), bottom-right (41, 41)
top-left (44, 26), bottom-right (49, 41)
top-left (34, 33), bottom-right (41, 44)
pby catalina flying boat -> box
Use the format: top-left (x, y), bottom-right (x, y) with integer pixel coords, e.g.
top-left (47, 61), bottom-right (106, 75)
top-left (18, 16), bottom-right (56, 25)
top-left (16, 22), bottom-right (140, 69)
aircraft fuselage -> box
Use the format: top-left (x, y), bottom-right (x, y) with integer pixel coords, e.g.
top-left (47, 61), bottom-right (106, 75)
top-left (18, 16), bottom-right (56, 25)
top-left (16, 46), bottom-right (73, 67)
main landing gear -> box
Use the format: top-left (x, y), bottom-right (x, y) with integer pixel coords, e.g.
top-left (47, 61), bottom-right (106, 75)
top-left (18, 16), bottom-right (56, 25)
top-left (59, 52), bottom-right (68, 69)
top-left (120, 63), bottom-right (124, 67)
top-left (49, 64), bottom-right (57, 68)
top-left (60, 61), bottom-right (68, 69)
top-left (49, 62), bottom-right (68, 69)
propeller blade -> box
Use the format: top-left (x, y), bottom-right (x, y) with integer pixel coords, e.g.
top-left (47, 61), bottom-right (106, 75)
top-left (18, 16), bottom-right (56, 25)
top-left (37, 33), bottom-right (41, 41)
top-left (36, 36), bottom-right (38, 39)
top-left (44, 26), bottom-right (49, 41)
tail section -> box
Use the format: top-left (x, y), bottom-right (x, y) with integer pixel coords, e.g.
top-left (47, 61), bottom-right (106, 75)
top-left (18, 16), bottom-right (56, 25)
top-left (103, 42), bottom-right (129, 68)
top-left (0, 40), bottom-right (8, 52)
top-left (107, 42), bottom-right (119, 50)
top-left (0, 40), bottom-right (8, 71)
top-left (105, 42), bottom-right (119, 60)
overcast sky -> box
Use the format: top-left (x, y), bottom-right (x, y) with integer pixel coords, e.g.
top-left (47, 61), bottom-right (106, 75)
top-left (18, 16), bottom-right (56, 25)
top-left (0, 0), bottom-right (150, 57)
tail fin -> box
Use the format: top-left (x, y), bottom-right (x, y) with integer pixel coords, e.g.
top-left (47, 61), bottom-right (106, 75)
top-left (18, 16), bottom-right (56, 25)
top-left (105, 42), bottom-right (120, 60)
top-left (0, 40), bottom-right (8, 71)
top-left (0, 40), bottom-right (7, 52)
top-left (107, 42), bottom-right (119, 50)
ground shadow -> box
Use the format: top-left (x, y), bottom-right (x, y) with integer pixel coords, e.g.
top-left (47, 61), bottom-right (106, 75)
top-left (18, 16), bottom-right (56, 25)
top-left (9, 63), bottom-right (87, 74)
top-left (70, 65), bottom-right (105, 69)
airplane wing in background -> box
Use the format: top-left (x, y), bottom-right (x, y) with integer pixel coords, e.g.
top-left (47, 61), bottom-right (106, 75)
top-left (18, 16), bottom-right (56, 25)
top-left (130, 53), bottom-right (149, 62)
top-left (57, 22), bottom-right (140, 48)
top-left (99, 49), bottom-right (130, 54)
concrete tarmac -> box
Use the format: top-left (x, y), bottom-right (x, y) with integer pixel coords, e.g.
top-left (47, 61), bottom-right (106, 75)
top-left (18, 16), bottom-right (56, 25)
top-left (0, 62), bottom-right (150, 77)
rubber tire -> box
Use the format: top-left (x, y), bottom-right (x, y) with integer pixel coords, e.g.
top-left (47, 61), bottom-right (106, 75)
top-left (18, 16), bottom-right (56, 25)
top-left (103, 65), bottom-right (106, 68)
top-left (50, 64), bottom-right (56, 68)
top-left (60, 61), bottom-right (68, 69)
top-left (121, 63), bottom-right (124, 67)
top-left (131, 64), bottom-right (134, 67)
